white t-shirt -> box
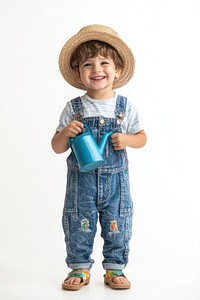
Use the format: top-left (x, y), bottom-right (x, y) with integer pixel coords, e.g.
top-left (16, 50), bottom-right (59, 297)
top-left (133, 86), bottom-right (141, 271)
top-left (56, 93), bottom-right (143, 134)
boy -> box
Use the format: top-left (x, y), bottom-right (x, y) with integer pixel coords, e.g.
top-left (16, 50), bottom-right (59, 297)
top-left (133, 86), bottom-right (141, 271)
top-left (51, 24), bottom-right (147, 290)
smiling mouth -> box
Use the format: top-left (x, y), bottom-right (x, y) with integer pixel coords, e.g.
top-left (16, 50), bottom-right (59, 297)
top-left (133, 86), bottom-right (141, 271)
top-left (90, 76), bottom-right (106, 80)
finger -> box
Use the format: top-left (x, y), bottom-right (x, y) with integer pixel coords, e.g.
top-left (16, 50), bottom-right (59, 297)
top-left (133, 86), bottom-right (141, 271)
top-left (75, 121), bottom-right (84, 129)
top-left (74, 126), bottom-right (83, 133)
top-left (111, 133), bottom-right (118, 138)
top-left (112, 143), bottom-right (119, 149)
top-left (113, 146), bottom-right (124, 151)
top-left (111, 137), bottom-right (117, 143)
top-left (69, 127), bottom-right (81, 136)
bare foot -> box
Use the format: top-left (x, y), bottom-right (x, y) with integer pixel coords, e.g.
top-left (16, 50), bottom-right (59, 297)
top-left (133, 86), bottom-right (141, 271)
top-left (112, 275), bottom-right (129, 284)
top-left (106, 270), bottom-right (129, 285)
top-left (64, 277), bottom-right (82, 285)
top-left (64, 269), bottom-right (89, 286)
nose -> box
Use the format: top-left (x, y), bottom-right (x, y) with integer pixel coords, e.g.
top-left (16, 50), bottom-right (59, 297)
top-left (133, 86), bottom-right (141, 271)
top-left (92, 63), bottom-right (101, 73)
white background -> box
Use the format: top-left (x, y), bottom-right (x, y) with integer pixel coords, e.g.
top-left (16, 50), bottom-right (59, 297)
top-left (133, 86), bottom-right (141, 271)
top-left (0, 0), bottom-right (200, 299)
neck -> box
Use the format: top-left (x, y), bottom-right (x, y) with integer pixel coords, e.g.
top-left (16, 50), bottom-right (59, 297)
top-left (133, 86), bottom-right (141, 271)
top-left (86, 89), bottom-right (115, 100)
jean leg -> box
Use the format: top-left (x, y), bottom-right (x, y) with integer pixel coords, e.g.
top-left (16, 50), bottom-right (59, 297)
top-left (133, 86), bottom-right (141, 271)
top-left (98, 169), bottom-right (133, 270)
top-left (62, 209), bottom-right (98, 269)
top-left (62, 168), bottom-right (98, 269)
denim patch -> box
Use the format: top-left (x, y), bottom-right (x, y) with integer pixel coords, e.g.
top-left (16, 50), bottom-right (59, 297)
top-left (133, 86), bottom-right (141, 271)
top-left (109, 221), bottom-right (119, 234)
top-left (81, 218), bottom-right (91, 232)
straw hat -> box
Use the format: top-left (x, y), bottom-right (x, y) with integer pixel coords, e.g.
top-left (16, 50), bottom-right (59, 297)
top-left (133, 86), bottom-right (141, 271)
top-left (59, 24), bottom-right (135, 90)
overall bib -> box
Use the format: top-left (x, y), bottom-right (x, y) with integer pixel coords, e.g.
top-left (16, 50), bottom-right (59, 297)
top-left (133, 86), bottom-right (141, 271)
top-left (62, 95), bottom-right (133, 270)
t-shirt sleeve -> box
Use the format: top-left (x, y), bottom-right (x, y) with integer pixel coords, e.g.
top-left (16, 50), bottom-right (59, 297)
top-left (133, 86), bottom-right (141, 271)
top-left (124, 100), bottom-right (144, 134)
top-left (56, 101), bottom-right (73, 132)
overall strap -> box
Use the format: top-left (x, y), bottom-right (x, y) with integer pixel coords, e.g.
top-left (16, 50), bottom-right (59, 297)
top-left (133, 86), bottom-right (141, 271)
top-left (115, 95), bottom-right (127, 126)
top-left (71, 97), bottom-right (84, 121)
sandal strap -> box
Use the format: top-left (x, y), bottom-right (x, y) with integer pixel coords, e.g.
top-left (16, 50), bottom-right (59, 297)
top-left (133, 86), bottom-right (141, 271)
top-left (67, 269), bottom-right (89, 281)
top-left (105, 269), bottom-right (124, 279)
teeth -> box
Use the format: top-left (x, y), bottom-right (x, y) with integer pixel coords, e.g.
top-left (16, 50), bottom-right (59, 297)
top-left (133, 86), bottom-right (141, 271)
top-left (92, 76), bottom-right (104, 79)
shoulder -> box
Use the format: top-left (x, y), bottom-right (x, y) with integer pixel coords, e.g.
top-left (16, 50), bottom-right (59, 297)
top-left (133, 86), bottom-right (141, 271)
top-left (60, 100), bottom-right (72, 115)
top-left (61, 96), bottom-right (83, 113)
top-left (116, 95), bottom-right (138, 113)
top-left (126, 97), bottom-right (138, 113)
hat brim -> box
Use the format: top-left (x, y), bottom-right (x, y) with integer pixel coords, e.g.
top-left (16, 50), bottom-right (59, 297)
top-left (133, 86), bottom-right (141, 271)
top-left (59, 30), bottom-right (135, 90)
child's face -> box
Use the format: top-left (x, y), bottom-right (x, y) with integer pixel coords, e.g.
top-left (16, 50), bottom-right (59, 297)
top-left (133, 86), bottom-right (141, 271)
top-left (77, 54), bottom-right (121, 95)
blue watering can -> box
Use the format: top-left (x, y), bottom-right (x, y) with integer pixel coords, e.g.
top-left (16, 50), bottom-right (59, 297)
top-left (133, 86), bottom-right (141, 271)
top-left (68, 124), bottom-right (113, 172)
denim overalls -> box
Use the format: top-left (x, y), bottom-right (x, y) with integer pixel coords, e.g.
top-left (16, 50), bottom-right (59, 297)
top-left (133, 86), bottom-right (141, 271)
top-left (62, 95), bottom-right (133, 271)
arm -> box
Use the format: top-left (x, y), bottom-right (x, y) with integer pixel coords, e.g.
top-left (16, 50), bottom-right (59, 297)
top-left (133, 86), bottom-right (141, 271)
top-left (51, 120), bottom-right (83, 154)
top-left (111, 130), bottom-right (147, 150)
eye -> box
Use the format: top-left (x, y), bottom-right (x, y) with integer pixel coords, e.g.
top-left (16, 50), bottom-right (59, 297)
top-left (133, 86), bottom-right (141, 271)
top-left (82, 62), bottom-right (92, 68)
top-left (101, 61), bottom-right (110, 65)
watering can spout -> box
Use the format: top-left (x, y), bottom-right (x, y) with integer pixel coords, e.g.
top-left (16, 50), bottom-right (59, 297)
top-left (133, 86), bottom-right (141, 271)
top-left (98, 131), bottom-right (113, 155)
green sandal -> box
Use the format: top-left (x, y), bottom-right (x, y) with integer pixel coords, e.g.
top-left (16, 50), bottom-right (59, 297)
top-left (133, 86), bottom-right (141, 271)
top-left (62, 269), bottom-right (90, 291)
top-left (104, 270), bottom-right (131, 289)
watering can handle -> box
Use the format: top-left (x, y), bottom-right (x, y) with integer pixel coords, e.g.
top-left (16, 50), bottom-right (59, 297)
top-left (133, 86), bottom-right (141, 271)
top-left (68, 124), bottom-right (93, 147)
top-left (68, 137), bottom-right (72, 147)
top-left (83, 124), bottom-right (93, 134)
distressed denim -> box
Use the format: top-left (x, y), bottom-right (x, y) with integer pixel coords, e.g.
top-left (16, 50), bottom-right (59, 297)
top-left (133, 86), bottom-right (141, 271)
top-left (62, 96), bottom-right (133, 270)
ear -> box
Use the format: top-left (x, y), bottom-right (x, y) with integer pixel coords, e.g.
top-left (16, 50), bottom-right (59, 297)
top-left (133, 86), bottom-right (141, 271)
top-left (115, 68), bottom-right (121, 79)
top-left (72, 70), bottom-right (82, 84)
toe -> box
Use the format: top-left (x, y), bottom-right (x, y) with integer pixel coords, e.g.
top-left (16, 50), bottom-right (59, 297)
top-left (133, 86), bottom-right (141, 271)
top-left (113, 276), bottom-right (128, 285)
top-left (64, 277), bottom-right (81, 285)
top-left (73, 277), bottom-right (82, 285)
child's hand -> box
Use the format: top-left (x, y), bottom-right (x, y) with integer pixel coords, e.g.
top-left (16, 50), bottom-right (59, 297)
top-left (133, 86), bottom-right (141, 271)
top-left (111, 132), bottom-right (128, 150)
top-left (64, 121), bottom-right (84, 137)
top-left (111, 130), bottom-right (147, 150)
